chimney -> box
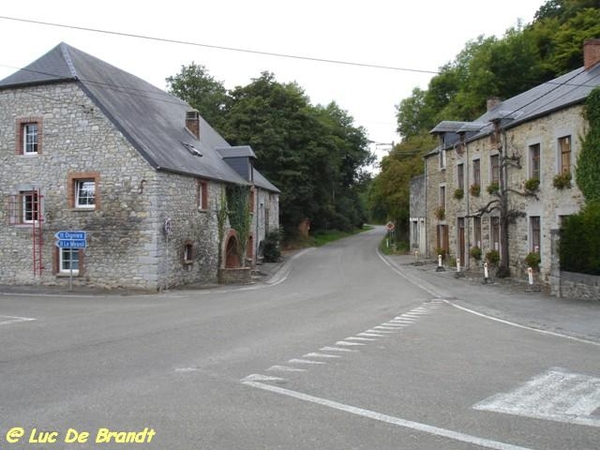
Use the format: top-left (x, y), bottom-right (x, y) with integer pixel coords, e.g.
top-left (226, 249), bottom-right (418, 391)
top-left (584, 39), bottom-right (600, 71)
top-left (186, 110), bottom-right (200, 139)
top-left (487, 96), bottom-right (501, 111)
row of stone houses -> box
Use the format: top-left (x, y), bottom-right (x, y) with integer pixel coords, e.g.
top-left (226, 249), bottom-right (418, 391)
top-left (411, 39), bottom-right (600, 285)
top-left (0, 43), bottom-right (280, 290)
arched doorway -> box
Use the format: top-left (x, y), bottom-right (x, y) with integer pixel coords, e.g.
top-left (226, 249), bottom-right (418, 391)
top-left (224, 234), bottom-right (240, 268)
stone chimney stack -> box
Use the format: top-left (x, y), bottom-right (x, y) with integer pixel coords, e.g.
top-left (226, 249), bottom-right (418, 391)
top-left (186, 110), bottom-right (200, 139)
top-left (584, 39), bottom-right (600, 71)
top-left (487, 96), bottom-right (501, 111)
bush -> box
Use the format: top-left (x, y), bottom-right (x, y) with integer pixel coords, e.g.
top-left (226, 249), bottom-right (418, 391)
top-left (469, 246), bottom-right (482, 261)
top-left (485, 249), bottom-right (500, 266)
top-left (559, 201), bottom-right (600, 275)
top-left (263, 229), bottom-right (283, 262)
top-left (524, 252), bottom-right (541, 270)
top-left (453, 188), bottom-right (464, 200)
top-left (470, 184), bottom-right (481, 197)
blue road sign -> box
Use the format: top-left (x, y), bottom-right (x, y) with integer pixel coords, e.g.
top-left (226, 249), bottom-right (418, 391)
top-left (55, 239), bottom-right (87, 249)
top-left (55, 231), bottom-right (87, 240)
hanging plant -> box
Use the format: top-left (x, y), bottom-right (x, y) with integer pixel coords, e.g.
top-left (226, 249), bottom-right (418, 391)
top-left (486, 181), bottom-right (500, 195)
top-left (434, 206), bottom-right (446, 220)
top-left (485, 249), bottom-right (500, 266)
top-left (453, 188), bottom-right (464, 200)
top-left (553, 172), bottom-right (572, 190)
top-left (470, 183), bottom-right (481, 197)
top-left (524, 178), bottom-right (540, 192)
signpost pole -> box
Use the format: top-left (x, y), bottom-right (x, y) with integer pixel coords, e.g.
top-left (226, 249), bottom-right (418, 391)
top-left (69, 248), bottom-right (73, 291)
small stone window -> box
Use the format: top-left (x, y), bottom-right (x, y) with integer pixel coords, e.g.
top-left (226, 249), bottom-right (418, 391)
top-left (197, 179), bottom-right (208, 211)
top-left (16, 117), bottom-right (43, 155)
top-left (6, 190), bottom-right (41, 225)
top-left (53, 247), bottom-right (85, 276)
top-left (183, 241), bottom-right (194, 264)
top-left (68, 172), bottom-right (100, 210)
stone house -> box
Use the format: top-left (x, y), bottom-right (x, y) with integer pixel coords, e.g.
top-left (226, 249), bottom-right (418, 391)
top-left (421, 39), bottom-right (600, 283)
top-left (0, 43), bottom-right (280, 290)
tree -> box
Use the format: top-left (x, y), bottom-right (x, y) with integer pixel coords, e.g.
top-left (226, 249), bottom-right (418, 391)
top-left (368, 134), bottom-right (436, 243)
top-left (166, 63), bottom-right (229, 131)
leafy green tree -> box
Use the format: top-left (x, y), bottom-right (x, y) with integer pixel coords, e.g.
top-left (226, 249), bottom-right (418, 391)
top-left (166, 63), bottom-right (229, 131)
top-left (368, 134), bottom-right (436, 242)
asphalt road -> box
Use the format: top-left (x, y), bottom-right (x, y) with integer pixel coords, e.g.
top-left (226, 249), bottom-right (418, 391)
top-left (1, 227), bottom-right (599, 449)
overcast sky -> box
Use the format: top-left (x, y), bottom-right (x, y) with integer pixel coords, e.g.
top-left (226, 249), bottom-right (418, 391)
top-left (0, 0), bottom-right (543, 166)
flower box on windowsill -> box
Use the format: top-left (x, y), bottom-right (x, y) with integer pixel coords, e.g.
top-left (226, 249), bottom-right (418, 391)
top-left (553, 172), bottom-right (572, 190)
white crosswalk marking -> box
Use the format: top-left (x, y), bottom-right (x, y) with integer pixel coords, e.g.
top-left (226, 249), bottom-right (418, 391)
top-left (473, 367), bottom-right (600, 427)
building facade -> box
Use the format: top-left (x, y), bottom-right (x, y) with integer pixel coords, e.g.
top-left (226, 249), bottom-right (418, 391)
top-left (0, 43), bottom-right (279, 290)
top-left (422, 40), bottom-right (600, 283)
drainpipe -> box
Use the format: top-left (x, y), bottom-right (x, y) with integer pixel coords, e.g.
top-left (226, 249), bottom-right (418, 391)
top-left (465, 136), bottom-right (471, 270)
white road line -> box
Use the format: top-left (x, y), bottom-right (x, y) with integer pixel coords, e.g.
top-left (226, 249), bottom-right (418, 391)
top-left (242, 374), bottom-right (285, 383)
top-left (366, 329), bottom-right (396, 334)
top-left (320, 346), bottom-right (359, 353)
top-left (474, 367), bottom-right (600, 427)
top-left (380, 323), bottom-right (408, 328)
top-left (391, 318), bottom-right (415, 323)
top-left (243, 381), bottom-right (534, 450)
top-left (373, 326), bottom-right (399, 331)
top-left (446, 301), bottom-right (600, 347)
top-left (345, 336), bottom-right (378, 342)
top-left (288, 358), bottom-right (326, 365)
top-left (334, 341), bottom-right (366, 346)
top-left (0, 315), bottom-right (36, 326)
top-left (357, 332), bottom-right (385, 337)
top-left (267, 365), bottom-right (306, 372)
top-left (303, 352), bottom-right (341, 359)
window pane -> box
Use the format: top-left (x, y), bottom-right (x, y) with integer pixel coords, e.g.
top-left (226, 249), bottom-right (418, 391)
top-left (529, 144), bottom-right (540, 179)
top-left (76, 180), bottom-right (95, 207)
top-left (473, 160), bottom-right (480, 185)
top-left (61, 248), bottom-right (79, 271)
top-left (23, 123), bottom-right (38, 153)
top-left (21, 192), bottom-right (39, 222)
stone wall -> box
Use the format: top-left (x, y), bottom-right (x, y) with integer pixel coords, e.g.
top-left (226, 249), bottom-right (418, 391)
top-left (0, 82), bottom-right (159, 289)
top-left (430, 105), bottom-right (587, 280)
top-left (0, 82), bottom-right (236, 290)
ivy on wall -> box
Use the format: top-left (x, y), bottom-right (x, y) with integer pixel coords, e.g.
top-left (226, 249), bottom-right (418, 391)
top-left (577, 87), bottom-right (600, 202)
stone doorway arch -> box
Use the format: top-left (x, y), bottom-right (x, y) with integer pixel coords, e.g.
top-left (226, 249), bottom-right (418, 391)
top-left (224, 232), bottom-right (240, 268)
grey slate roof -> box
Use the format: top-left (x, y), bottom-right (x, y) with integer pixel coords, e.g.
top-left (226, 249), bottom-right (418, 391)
top-left (0, 43), bottom-right (279, 192)
top-left (429, 62), bottom-right (600, 152)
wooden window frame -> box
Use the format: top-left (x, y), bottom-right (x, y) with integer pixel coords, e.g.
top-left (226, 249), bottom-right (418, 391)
top-left (490, 154), bottom-right (500, 184)
top-left (457, 163), bottom-right (465, 191)
top-left (473, 159), bottom-right (481, 186)
top-left (529, 143), bottom-right (541, 180)
top-left (530, 216), bottom-right (541, 254)
top-left (197, 179), bottom-right (209, 211)
top-left (558, 135), bottom-right (571, 174)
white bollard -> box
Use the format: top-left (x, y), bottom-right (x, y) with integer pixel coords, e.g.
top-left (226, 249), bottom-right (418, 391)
top-left (456, 257), bottom-right (461, 272)
top-left (527, 267), bottom-right (534, 285)
top-left (438, 254), bottom-right (442, 267)
top-left (484, 262), bottom-right (489, 280)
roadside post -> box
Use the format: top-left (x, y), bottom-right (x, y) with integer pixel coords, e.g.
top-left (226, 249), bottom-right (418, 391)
top-left (436, 254), bottom-right (445, 272)
top-left (483, 262), bottom-right (491, 284)
top-left (54, 231), bottom-right (87, 291)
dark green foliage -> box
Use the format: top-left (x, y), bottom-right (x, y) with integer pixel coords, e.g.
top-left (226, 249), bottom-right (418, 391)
top-left (470, 246), bottom-right (482, 261)
top-left (263, 229), bottom-right (282, 262)
top-left (577, 87), bottom-right (600, 202)
top-left (525, 252), bottom-right (542, 269)
top-left (486, 249), bottom-right (500, 266)
top-left (560, 201), bottom-right (600, 275)
top-left (167, 68), bottom-right (373, 239)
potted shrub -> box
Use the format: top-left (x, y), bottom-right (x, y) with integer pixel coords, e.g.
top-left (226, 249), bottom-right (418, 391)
top-left (487, 181), bottom-right (500, 195)
top-left (553, 172), bottom-right (571, 189)
top-left (470, 183), bottom-right (481, 197)
top-left (434, 206), bottom-right (446, 220)
top-left (485, 249), bottom-right (500, 266)
top-left (524, 251), bottom-right (541, 271)
top-left (524, 178), bottom-right (540, 192)
top-left (453, 188), bottom-right (464, 200)
top-left (469, 246), bottom-right (482, 261)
